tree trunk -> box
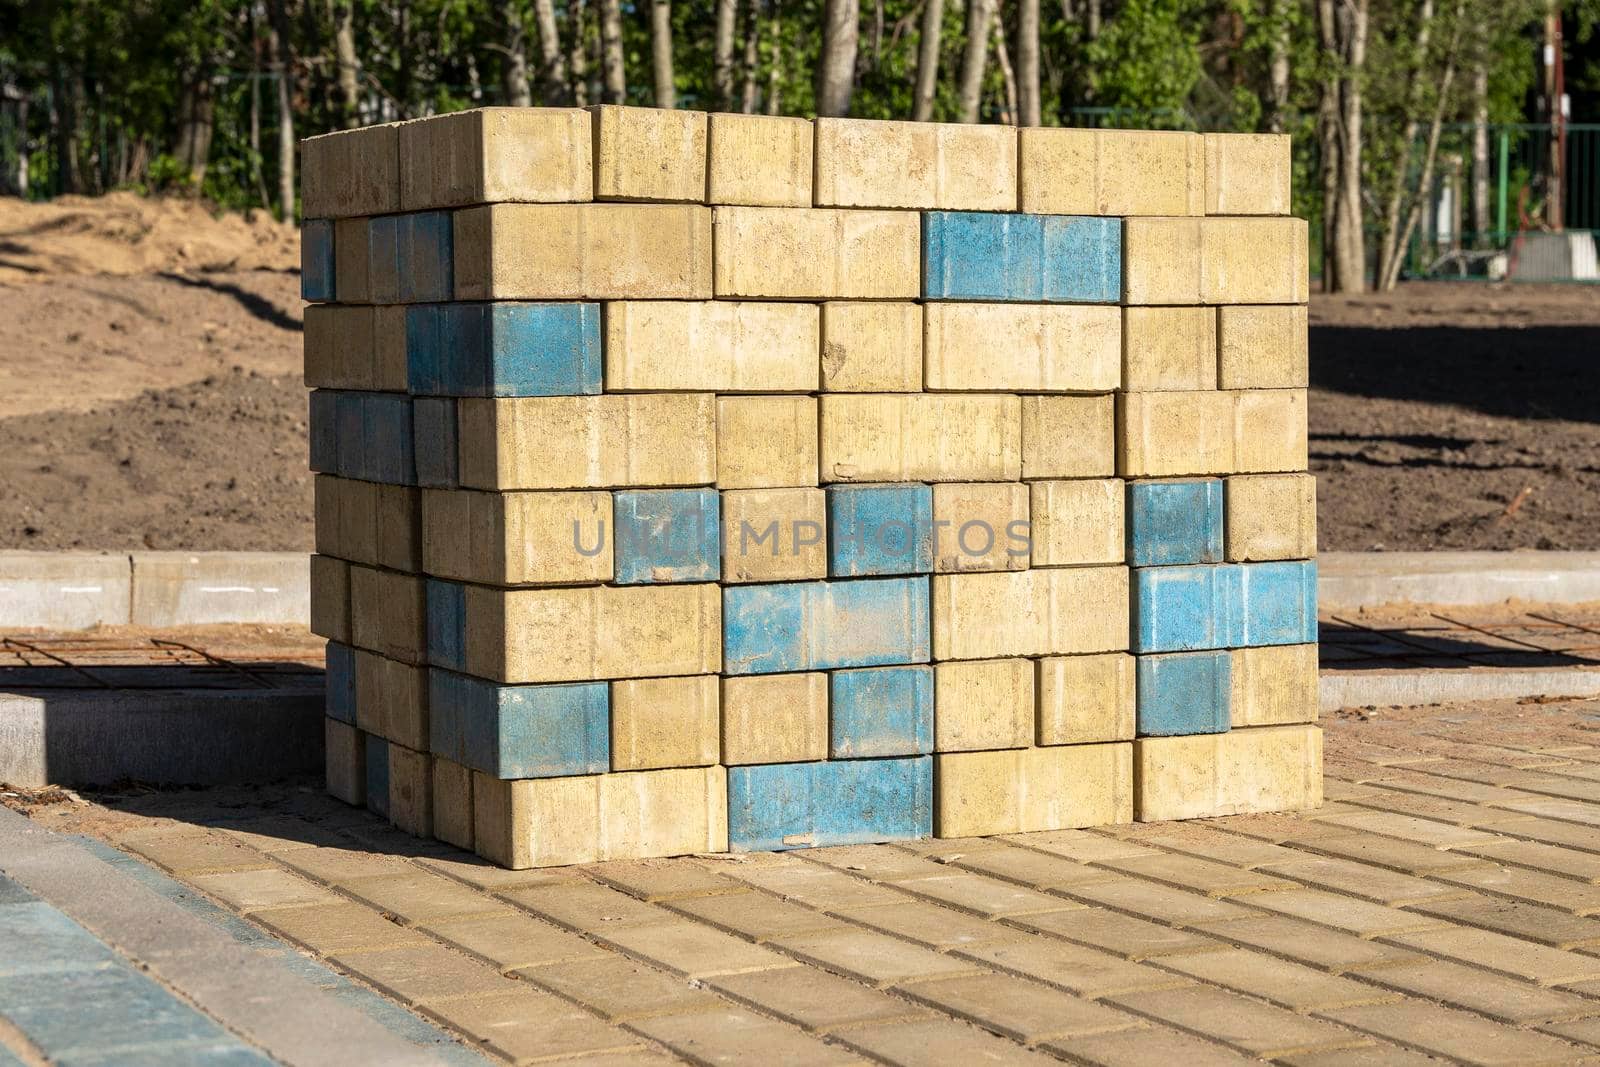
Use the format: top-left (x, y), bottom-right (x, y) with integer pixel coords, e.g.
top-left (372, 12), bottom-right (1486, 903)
top-left (766, 4), bottom-right (784, 114)
top-left (816, 0), bottom-right (859, 117)
top-left (1470, 53), bottom-right (1490, 241)
top-left (532, 0), bottom-right (569, 103)
top-left (1267, 0), bottom-right (1290, 133)
top-left (651, 0), bottom-right (676, 107)
top-left (499, 0), bottom-right (534, 106)
top-left (51, 64), bottom-right (82, 195)
top-left (715, 0), bottom-right (739, 109)
top-left (250, 19), bottom-right (272, 211)
top-left (332, 0), bottom-right (361, 125)
top-left (993, 7), bottom-right (1018, 125)
top-left (173, 73), bottom-right (216, 191)
top-left (268, 0), bottom-right (296, 221)
top-left (1017, 0), bottom-right (1040, 125)
top-left (1374, 0), bottom-right (1437, 289)
top-left (912, 0), bottom-right (944, 121)
top-left (568, 0), bottom-right (590, 105)
top-left (740, 0), bottom-right (761, 112)
top-left (1378, 2), bottom-right (1466, 291)
top-left (16, 96), bottom-right (29, 197)
top-left (1317, 0), bottom-right (1367, 293)
top-left (1086, 0), bottom-right (1100, 38)
top-left (599, 0), bottom-right (626, 102)
top-left (957, 0), bottom-right (995, 123)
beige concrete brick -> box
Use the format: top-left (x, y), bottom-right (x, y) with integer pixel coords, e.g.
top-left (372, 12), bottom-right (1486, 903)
top-left (356, 650), bottom-right (429, 750)
top-left (313, 475), bottom-right (341, 557)
top-left (1231, 645), bottom-right (1318, 728)
top-left (1037, 652), bottom-right (1136, 745)
top-left (457, 394), bottom-right (715, 490)
top-left (464, 583), bottom-right (721, 683)
top-left (707, 112), bottom-right (813, 207)
top-left (1123, 217), bottom-right (1203, 304)
top-left (335, 478), bottom-right (379, 564)
top-left (1122, 306), bottom-right (1216, 391)
top-left (932, 482), bottom-right (1029, 573)
top-left (372, 306), bottom-right (408, 391)
top-left (1218, 305), bottom-right (1309, 388)
top-left (712, 207), bottom-right (920, 299)
top-left (1205, 133), bottom-right (1292, 215)
top-left (453, 203), bottom-right (712, 300)
top-left (374, 483), bottom-right (422, 573)
top-left (303, 305), bottom-right (361, 389)
top-left (1226, 472), bottom-right (1316, 560)
top-left (592, 105), bottom-right (708, 202)
top-left (924, 303), bottom-right (1121, 392)
top-left (716, 395), bottom-right (818, 489)
top-left (721, 487), bottom-right (828, 583)
top-left (933, 659), bottom-right (1033, 752)
top-left (1020, 395), bottom-right (1115, 480)
top-left (605, 301), bottom-right (819, 392)
top-left (1029, 479), bottom-right (1124, 567)
top-left (821, 394), bottom-right (1021, 483)
top-left (722, 672), bottom-right (829, 765)
top-left (352, 648), bottom-right (389, 738)
top-left (421, 488), bottom-right (613, 585)
top-left (1117, 390), bottom-right (1235, 477)
top-left (301, 123), bottom-right (401, 218)
top-left (931, 566), bottom-right (1129, 661)
top-left (599, 766), bottom-right (728, 860)
top-left (333, 218), bottom-right (373, 304)
top-left (936, 743), bottom-right (1133, 836)
top-left (326, 718), bottom-right (365, 806)
top-left (389, 744), bottom-right (433, 838)
top-left (309, 554), bottom-right (350, 642)
top-left (814, 118), bottom-right (1017, 211)
top-left (1202, 217), bottom-right (1310, 304)
top-left (474, 772), bottom-right (601, 869)
top-left (610, 675), bottom-right (720, 771)
top-left (432, 757), bottom-right (474, 851)
top-left (399, 107), bottom-right (591, 210)
top-left (1019, 128), bottom-right (1203, 216)
top-left (1136, 723), bottom-right (1323, 821)
top-left (1233, 389), bottom-right (1308, 474)
top-left (820, 302), bottom-right (922, 392)
top-left (349, 566), bottom-right (425, 664)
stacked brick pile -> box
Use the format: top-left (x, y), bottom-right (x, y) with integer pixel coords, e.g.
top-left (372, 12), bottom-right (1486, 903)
top-left (303, 106), bottom-right (1320, 870)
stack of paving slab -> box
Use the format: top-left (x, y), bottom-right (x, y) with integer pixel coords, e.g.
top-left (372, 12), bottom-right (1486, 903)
top-left (302, 105), bottom-right (1321, 870)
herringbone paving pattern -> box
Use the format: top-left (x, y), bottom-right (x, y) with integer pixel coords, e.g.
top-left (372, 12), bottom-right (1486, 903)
top-left (26, 696), bottom-right (1600, 1065)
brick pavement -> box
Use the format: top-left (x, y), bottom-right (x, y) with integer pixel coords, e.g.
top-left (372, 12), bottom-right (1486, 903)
top-left (18, 695), bottom-right (1600, 1065)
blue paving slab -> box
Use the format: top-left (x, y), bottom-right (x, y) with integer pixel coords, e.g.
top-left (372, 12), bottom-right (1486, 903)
top-left (301, 219), bottom-right (335, 303)
top-left (398, 211), bottom-right (453, 304)
top-left (365, 733), bottom-right (390, 817)
top-left (426, 578), bottom-right (467, 672)
top-left (723, 577), bottom-right (931, 676)
top-left (922, 211), bottom-right (1121, 302)
top-left (0, 873), bottom-right (35, 906)
top-left (1132, 564), bottom-right (1238, 654)
top-left (363, 392), bottom-right (417, 485)
top-left (55, 1043), bottom-right (278, 1067)
top-left (430, 670), bottom-right (609, 779)
top-left (366, 215), bottom-right (402, 305)
top-left (828, 484), bottom-right (933, 577)
top-left (1136, 650), bottom-right (1231, 736)
top-left (412, 396), bottom-right (460, 488)
top-left (309, 390), bottom-right (338, 473)
top-left (405, 305), bottom-right (447, 395)
top-left (456, 303), bottom-right (603, 397)
top-left (1127, 479), bottom-right (1224, 567)
top-left (0, 1044), bottom-right (24, 1067)
top-left (0, 900), bottom-right (119, 977)
top-left (614, 488), bottom-right (721, 584)
top-left (727, 756), bottom-right (932, 852)
top-left (63, 838), bottom-right (484, 1065)
top-left (324, 641), bottom-right (357, 725)
top-left (1041, 215), bottom-right (1122, 302)
top-left (830, 666), bottom-right (934, 759)
top-left (1235, 559), bottom-right (1319, 647)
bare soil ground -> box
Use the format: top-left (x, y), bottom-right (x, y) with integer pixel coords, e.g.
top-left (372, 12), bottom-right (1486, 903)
top-left (0, 193), bottom-right (1595, 552)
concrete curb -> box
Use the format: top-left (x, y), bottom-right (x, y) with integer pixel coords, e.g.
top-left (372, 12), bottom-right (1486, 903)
top-left (0, 685), bottom-right (324, 788)
top-left (1321, 667), bottom-right (1600, 711)
top-left (1319, 551), bottom-right (1600, 613)
top-left (0, 806), bottom-right (467, 1066)
top-left (0, 551), bottom-right (308, 629)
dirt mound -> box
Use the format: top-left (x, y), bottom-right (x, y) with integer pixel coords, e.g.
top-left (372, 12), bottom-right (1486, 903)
top-left (0, 193), bottom-right (300, 282)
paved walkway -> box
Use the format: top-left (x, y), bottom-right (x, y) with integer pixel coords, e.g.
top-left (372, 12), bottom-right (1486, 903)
top-left (7, 696), bottom-right (1600, 1064)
